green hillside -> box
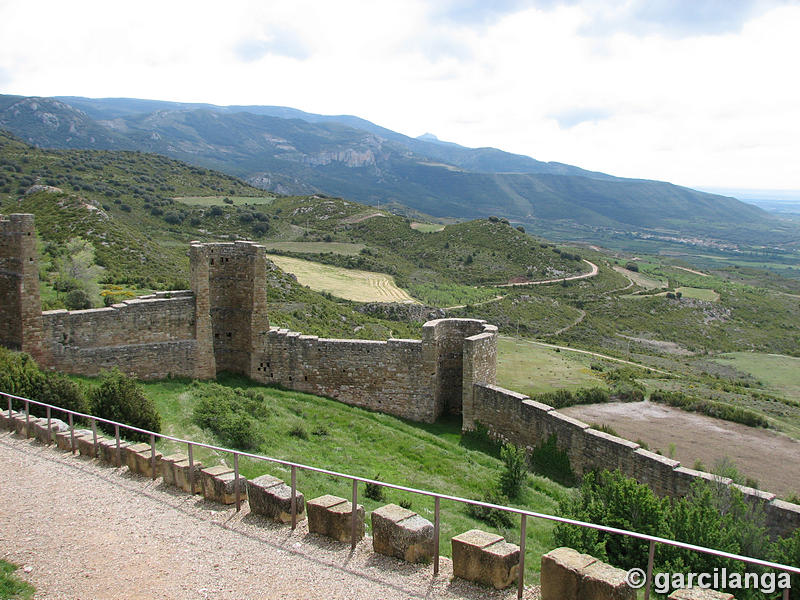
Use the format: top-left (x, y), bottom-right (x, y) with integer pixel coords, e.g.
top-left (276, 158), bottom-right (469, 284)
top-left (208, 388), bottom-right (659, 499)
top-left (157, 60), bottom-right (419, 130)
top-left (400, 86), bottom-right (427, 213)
top-left (2, 94), bottom-right (792, 248)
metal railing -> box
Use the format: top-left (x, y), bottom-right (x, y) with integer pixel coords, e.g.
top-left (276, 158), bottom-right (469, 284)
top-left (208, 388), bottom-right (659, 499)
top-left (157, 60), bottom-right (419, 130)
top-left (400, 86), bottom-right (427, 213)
top-left (3, 390), bottom-right (798, 600)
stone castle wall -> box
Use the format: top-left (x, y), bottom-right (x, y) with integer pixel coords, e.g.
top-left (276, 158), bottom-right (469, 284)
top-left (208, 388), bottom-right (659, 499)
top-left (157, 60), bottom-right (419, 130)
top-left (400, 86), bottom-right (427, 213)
top-left (465, 382), bottom-right (800, 539)
top-left (0, 215), bottom-right (497, 423)
top-left (41, 292), bottom-right (199, 380)
top-left (2, 213), bottom-right (796, 538)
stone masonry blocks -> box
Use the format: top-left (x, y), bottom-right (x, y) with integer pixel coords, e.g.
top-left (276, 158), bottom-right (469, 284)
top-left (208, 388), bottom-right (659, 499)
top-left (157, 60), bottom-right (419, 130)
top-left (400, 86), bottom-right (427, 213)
top-left (451, 529), bottom-right (520, 590)
top-left (541, 547), bottom-right (634, 600)
top-left (125, 442), bottom-right (162, 478)
top-left (307, 495), bottom-right (365, 543)
top-left (98, 438), bottom-right (132, 467)
top-left (160, 453), bottom-right (189, 488)
top-left (173, 459), bottom-right (204, 494)
top-left (371, 503), bottom-right (434, 564)
top-left (247, 474), bottom-right (305, 523)
top-left (200, 465), bottom-right (245, 505)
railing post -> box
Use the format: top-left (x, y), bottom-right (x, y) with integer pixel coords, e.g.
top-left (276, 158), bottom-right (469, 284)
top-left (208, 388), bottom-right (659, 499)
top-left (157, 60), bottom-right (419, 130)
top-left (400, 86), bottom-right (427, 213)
top-left (46, 406), bottom-right (52, 444)
top-left (6, 395), bottom-right (11, 419)
top-left (518, 514), bottom-right (527, 600)
top-left (91, 419), bottom-right (98, 455)
top-left (433, 496), bottom-right (440, 575)
top-left (115, 424), bottom-right (121, 467)
top-left (24, 400), bottom-right (30, 437)
top-left (291, 465), bottom-right (297, 530)
top-left (351, 478), bottom-right (358, 550)
top-left (234, 452), bottom-right (241, 512)
top-left (150, 434), bottom-right (157, 480)
top-left (783, 575), bottom-right (790, 600)
top-left (68, 412), bottom-right (75, 454)
top-left (644, 539), bottom-right (655, 600)
top-left (187, 442), bottom-right (194, 493)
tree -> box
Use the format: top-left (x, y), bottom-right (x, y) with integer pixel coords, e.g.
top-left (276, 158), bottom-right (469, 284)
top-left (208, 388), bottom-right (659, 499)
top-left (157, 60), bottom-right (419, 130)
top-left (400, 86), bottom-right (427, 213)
top-left (498, 443), bottom-right (528, 499)
top-left (89, 369), bottom-right (161, 441)
top-left (53, 237), bottom-right (103, 305)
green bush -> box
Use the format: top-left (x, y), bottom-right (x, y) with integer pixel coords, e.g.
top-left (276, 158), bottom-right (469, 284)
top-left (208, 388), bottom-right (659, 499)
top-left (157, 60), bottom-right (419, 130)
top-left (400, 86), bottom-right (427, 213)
top-left (192, 384), bottom-right (265, 450)
top-left (64, 288), bottom-right (92, 310)
top-left (498, 443), bottom-right (528, 499)
top-left (0, 348), bottom-right (88, 417)
top-left (466, 489), bottom-right (514, 529)
top-left (365, 475), bottom-right (386, 502)
top-left (773, 529), bottom-right (800, 599)
top-left (529, 434), bottom-right (576, 486)
top-left (89, 369), bottom-right (161, 442)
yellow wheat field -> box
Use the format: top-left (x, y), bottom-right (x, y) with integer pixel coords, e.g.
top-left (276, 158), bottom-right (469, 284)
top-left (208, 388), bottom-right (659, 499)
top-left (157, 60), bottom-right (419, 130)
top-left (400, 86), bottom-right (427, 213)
top-left (266, 254), bottom-right (418, 303)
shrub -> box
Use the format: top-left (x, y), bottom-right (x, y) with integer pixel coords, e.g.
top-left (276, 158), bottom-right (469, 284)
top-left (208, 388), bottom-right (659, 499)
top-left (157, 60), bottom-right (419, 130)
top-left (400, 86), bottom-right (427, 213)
top-left (209, 206), bottom-right (223, 216)
top-left (466, 489), bottom-right (514, 529)
top-left (516, 225), bottom-right (525, 233)
top-left (64, 289), bottom-right (92, 310)
top-left (288, 424), bottom-right (308, 440)
top-left (193, 386), bottom-right (263, 450)
top-left (774, 529), bottom-right (800, 599)
top-left (498, 444), bottom-right (528, 499)
top-left (625, 262), bottom-right (639, 272)
top-left (89, 369), bottom-right (161, 442)
top-left (365, 476), bottom-right (386, 502)
top-left (0, 349), bottom-right (89, 417)
top-left (529, 434), bottom-right (576, 486)
top-left (555, 470), bottom-right (668, 570)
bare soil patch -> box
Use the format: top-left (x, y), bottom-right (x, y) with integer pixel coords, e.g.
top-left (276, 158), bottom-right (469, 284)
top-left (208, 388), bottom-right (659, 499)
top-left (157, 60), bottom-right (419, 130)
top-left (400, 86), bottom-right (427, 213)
top-left (560, 401), bottom-right (800, 497)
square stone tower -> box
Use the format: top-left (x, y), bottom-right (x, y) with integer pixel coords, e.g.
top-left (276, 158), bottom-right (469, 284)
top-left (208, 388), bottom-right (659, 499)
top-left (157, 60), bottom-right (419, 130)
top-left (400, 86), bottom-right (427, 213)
top-left (0, 214), bottom-right (45, 361)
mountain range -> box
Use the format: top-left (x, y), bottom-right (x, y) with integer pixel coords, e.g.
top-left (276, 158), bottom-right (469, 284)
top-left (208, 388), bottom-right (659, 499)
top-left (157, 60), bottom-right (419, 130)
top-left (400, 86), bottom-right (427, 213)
top-left (0, 93), bottom-right (788, 245)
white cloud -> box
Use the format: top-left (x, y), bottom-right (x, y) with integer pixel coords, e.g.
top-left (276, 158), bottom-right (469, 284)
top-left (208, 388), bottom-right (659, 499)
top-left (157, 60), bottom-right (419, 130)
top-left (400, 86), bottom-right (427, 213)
top-left (0, 0), bottom-right (799, 189)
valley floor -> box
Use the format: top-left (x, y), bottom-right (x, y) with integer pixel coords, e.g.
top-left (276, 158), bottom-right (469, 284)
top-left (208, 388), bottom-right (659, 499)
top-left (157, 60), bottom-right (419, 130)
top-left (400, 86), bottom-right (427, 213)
top-left (0, 432), bottom-right (539, 600)
top-left (561, 401), bottom-right (800, 497)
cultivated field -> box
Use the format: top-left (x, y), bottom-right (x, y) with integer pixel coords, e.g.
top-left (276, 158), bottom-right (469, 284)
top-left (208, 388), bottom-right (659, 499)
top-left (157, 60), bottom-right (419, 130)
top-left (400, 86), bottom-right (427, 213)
top-left (261, 241), bottom-right (365, 255)
top-left (612, 266), bottom-right (666, 289)
top-left (675, 286), bottom-right (720, 301)
top-left (410, 222), bottom-right (445, 232)
top-left (266, 254), bottom-right (417, 303)
top-left (561, 401), bottom-right (800, 497)
top-left (174, 195), bottom-right (275, 206)
top-left (713, 352), bottom-right (800, 400)
top-left (496, 336), bottom-right (604, 396)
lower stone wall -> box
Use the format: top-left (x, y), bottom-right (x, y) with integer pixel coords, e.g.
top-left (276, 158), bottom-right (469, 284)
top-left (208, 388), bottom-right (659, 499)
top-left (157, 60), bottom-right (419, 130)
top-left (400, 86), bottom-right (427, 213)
top-left (40, 292), bottom-right (199, 379)
top-left (467, 383), bottom-right (800, 540)
top-left (251, 327), bottom-right (436, 422)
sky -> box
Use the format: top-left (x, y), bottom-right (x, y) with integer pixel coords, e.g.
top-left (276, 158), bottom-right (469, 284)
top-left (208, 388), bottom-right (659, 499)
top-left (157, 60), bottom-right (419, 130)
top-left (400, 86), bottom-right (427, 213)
top-left (1, 0), bottom-right (800, 191)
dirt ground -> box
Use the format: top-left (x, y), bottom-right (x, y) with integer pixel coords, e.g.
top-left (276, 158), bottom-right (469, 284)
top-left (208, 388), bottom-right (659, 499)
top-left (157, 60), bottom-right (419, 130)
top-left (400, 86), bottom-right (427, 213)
top-left (560, 401), bottom-right (800, 498)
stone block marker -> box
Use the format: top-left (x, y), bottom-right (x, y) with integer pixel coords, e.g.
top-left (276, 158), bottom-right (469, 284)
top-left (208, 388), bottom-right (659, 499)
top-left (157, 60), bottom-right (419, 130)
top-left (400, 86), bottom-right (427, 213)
top-left (371, 503), bottom-right (434, 563)
top-left (541, 547), bottom-right (634, 600)
top-left (0, 410), bottom-right (19, 430)
top-left (248, 474), bottom-right (305, 523)
top-left (98, 438), bottom-right (132, 467)
top-left (160, 453), bottom-right (189, 488)
top-left (77, 432), bottom-right (106, 458)
top-left (125, 442), bottom-right (163, 478)
top-left (173, 458), bottom-right (203, 494)
top-left (307, 495), bottom-right (365, 543)
top-left (451, 529), bottom-right (520, 590)
top-left (33, 417), bottom-right (68, 445)
top-left (55, 428), bottom-right (91, 452)
top-left (668, 589), bottom-right (735, 600)
top-left (200, 465), bottom-right (245, 505)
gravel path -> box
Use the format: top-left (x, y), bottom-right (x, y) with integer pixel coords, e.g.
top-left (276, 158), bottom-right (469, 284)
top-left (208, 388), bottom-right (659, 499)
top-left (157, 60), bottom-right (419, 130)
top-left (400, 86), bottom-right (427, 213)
top-left (0, 431), bottom-right (539, 599)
